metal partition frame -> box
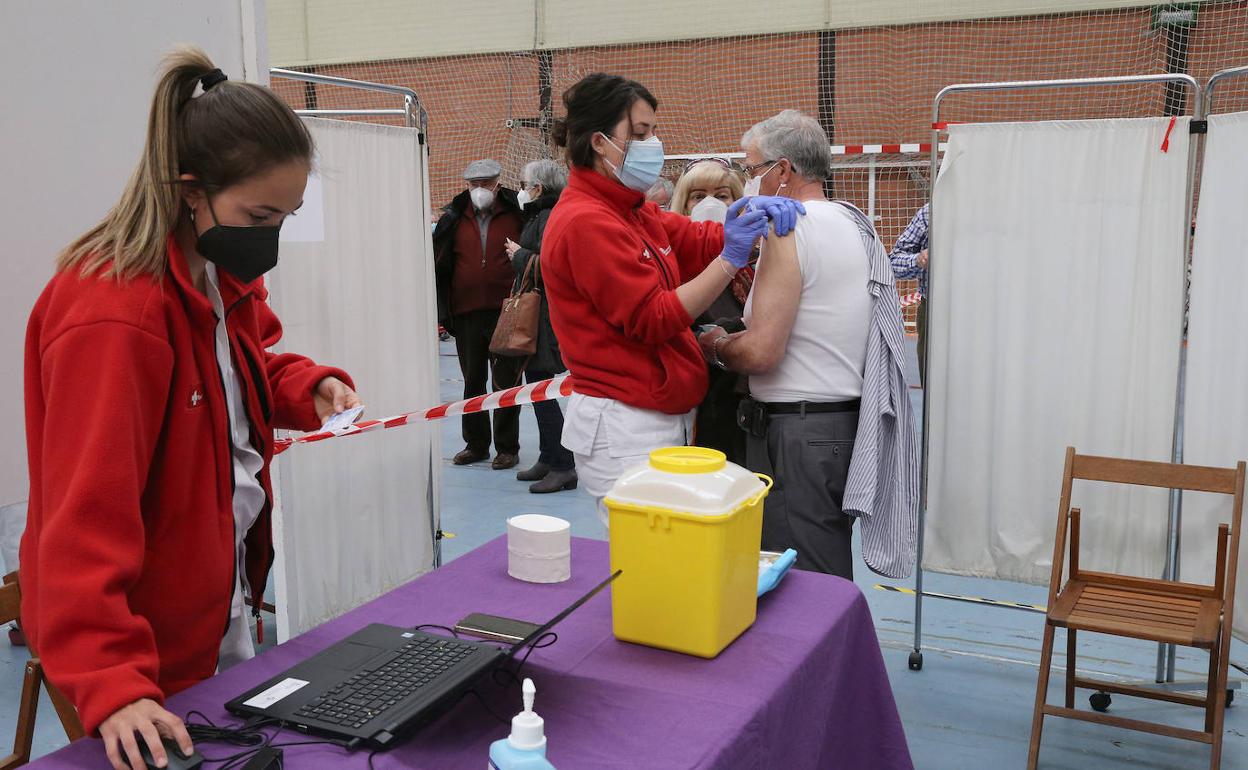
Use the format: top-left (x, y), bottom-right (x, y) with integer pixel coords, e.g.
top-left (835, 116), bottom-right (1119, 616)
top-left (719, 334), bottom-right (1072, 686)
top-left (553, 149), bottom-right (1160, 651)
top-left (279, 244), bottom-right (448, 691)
top-left (913, 74), bottom-right (1203, 685)
top-left (270, 68), bottom-right (428, 140)
top-left (269, 68), bottom-right (442, 568)
top-left (1207, 65), bottom-right (1248, 115)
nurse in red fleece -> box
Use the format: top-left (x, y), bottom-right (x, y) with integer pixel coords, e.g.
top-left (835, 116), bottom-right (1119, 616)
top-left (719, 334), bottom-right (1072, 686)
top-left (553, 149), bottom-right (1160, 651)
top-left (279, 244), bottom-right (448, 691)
top-left (541, 73), bottom-right (804, 523)
top-left (21, 47), bottom-right (360, 770)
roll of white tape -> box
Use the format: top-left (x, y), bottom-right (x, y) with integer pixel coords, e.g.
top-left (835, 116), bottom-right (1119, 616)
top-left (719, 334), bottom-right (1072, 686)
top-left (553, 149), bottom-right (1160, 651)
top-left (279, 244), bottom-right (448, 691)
top-left (507, 514), bottom-right (571, 584)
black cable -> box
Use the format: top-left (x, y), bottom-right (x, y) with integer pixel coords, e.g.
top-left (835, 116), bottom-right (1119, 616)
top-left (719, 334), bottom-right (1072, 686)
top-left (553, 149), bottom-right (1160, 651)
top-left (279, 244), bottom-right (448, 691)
top-left (184, 711), bottom-right (274, 769)
top-left (492, 632), bottom-right (558, 688)
top-left (185, 710), bottom-right (272, 747)
top-left (467, 688), bottom-right (513, 725)
top-left (183, 711), bottom-right (352, 768)
top-left (265, 737), bottom-right (353, 750)
top-left (413, 624), bottom-right (461, 637)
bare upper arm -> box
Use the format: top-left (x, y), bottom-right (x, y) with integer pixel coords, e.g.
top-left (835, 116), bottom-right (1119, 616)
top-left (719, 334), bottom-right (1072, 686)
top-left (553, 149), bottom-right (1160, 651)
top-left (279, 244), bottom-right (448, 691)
top-left (741, 230), bottom-right (802, 372)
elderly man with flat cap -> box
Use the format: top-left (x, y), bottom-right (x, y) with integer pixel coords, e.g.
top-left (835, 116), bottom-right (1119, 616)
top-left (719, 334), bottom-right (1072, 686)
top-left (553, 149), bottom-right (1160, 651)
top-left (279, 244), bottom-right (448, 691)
top-left (433, 159), bottom-right (526, 469)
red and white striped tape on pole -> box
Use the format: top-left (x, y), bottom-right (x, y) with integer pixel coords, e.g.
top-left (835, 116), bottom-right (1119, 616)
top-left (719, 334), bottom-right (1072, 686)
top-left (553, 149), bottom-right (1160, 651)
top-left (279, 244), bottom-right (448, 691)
top-left (275, 373), bottom-right (574, 455)
top-left (829, 143), bottom-right (940, 156)
top-left (665, 142), bottom-right (947, 163)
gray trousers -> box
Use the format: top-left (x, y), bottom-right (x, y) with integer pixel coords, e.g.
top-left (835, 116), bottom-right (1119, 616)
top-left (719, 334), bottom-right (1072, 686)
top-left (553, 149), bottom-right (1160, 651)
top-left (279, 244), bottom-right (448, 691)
top-left (746, 409), bottom-right (859, 579)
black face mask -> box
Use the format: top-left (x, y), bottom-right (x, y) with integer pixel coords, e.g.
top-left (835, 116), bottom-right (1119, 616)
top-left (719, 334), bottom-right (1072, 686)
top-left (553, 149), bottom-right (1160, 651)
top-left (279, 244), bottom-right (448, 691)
top-left (194, 198), bottom-right (282, 284)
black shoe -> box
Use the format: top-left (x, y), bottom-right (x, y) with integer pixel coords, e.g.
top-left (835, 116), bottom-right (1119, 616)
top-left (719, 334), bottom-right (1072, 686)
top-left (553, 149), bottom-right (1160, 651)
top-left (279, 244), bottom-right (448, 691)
top-left (492, 453), bottom-right (520, 470)
top-left (516, 462), bottom-right (551, 482)
top-left (530, 470), bottom-right (578, 494)
top-left (452, 448), bottom-right (489, 465)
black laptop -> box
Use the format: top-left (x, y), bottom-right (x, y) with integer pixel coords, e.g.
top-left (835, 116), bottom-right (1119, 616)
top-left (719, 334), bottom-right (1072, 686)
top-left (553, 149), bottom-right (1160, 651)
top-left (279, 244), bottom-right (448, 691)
top-left (226, 571), bottom-right (619, 749)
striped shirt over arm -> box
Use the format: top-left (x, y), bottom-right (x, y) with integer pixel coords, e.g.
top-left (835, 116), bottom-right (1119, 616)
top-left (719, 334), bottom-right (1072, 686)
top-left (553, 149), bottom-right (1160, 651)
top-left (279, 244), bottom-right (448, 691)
top-left (839, 201), bottom-right (921, 579)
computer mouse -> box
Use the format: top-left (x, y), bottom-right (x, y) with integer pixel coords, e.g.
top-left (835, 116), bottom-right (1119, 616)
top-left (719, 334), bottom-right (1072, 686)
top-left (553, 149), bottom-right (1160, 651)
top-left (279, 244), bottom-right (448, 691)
top-left (136, 737), bottom-right (205, 770)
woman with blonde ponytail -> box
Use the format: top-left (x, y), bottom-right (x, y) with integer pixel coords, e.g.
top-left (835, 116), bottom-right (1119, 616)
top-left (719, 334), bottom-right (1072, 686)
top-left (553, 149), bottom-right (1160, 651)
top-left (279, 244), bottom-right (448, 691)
top-left (21, 47), bottom-right (361, 770)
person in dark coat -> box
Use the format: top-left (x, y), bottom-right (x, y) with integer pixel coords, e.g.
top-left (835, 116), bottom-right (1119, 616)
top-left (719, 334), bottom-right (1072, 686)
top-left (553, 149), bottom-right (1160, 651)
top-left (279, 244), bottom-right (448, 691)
top-left (433, 159), bottom-right (526, 470)
top-left (504, 159), bottom-right (577, 493)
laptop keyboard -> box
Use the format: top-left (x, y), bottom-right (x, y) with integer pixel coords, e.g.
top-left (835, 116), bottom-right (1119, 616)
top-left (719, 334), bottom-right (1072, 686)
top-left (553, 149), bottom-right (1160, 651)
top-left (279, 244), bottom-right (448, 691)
top-left (293, 636), bottom-right (478, 730)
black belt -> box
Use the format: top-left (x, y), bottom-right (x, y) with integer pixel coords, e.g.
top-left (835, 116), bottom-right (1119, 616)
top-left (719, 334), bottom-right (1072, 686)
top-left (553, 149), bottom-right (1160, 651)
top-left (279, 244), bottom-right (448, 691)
top-left (738, 397), bottom-right (860, 438)
top-left (762, 399), bottom-right (860, 414)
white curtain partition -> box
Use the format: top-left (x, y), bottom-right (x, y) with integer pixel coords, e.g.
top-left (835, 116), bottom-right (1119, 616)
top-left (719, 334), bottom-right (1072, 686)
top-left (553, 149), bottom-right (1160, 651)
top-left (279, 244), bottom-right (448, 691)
top-left (1179, 111), bottom-right (1248, 641)
top-left (267, 118), bottom-right (440, 639)
top-left (924, 117), bottom-right (1188, 586)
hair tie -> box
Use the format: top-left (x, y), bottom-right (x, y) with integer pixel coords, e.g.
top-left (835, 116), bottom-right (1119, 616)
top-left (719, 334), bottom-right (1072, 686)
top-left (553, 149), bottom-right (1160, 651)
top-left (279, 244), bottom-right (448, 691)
top-left (200, 69), bottom-right (228, 92)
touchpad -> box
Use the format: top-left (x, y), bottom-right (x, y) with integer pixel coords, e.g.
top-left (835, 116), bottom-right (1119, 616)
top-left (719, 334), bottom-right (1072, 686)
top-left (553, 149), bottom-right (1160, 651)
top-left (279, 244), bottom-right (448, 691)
top-left (320, 642), bottom-right (388, 671)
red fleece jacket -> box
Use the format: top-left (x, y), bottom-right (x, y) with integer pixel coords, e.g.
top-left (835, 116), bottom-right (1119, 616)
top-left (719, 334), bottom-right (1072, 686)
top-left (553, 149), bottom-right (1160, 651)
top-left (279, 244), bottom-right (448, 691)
top-left (541, 167), bottom-right (725, 414)
top-left (20, 236), bottom-right (352, 735)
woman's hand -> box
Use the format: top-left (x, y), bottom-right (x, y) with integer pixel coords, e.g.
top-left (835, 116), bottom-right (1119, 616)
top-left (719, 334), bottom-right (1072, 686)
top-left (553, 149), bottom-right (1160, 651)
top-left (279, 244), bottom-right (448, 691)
top-left (721, 199), bottom-right (770, 268)
top-left (99, 698), bottom-right (193, 770)
top-left (504, 238), bottom-right (521, 258)
top-left (314, 377), bottom-right (362, 423)
top-left (743, 196), bottom-right (806, 237)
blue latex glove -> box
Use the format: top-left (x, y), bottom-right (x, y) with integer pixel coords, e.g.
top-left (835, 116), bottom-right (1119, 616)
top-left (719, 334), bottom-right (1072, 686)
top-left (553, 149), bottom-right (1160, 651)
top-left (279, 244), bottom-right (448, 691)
top-left (746, 195), bottom-right (807, 237)
top-left (758, 548), bottom-right (798, 597)
top-left (721, 197), bottom-right (770, 268)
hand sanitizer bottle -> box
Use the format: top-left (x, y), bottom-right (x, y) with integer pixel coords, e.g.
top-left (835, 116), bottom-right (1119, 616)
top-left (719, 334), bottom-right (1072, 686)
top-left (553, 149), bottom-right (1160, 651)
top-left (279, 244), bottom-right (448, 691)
top-left (489, 678), bottom-right (555, 769)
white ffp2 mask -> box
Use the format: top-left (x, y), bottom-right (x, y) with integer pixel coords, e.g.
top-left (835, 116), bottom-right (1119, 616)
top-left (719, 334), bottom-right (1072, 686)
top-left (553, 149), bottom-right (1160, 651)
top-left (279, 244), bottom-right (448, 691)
top-left (470, 186), bottom-right (496, 210)
top-left (689, 196), bottom-right (730, 223)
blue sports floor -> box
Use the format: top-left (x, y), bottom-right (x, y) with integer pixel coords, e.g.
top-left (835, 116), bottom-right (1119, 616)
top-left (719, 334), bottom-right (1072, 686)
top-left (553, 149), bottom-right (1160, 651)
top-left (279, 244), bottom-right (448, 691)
top-left (3, 337), bottom-right (1243, 768)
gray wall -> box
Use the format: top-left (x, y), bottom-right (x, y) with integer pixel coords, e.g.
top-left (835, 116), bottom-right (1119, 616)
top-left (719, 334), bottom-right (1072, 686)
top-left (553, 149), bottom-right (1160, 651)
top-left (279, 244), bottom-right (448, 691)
top-left (0, 0), bottom-right (257, 517)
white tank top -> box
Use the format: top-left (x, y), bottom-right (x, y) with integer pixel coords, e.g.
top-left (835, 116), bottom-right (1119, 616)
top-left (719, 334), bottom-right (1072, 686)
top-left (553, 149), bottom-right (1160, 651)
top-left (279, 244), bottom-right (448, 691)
top-left (743, 200), bottom-right (872, 403)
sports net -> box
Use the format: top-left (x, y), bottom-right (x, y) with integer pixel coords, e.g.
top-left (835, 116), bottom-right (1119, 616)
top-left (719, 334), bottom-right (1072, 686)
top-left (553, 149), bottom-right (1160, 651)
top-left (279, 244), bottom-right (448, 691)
top-left (267, 2), bottom-right (1248, 324)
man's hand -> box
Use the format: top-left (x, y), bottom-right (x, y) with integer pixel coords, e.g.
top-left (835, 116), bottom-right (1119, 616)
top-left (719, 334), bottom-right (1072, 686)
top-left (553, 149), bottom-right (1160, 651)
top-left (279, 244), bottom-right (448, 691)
top-left (917, 249), bottom-right (928, 269)
top-left (697, 326), bottom-right (729, 363)
top-left (314, 377), bottom-right (363, 423)
top-left (504, 238), bottom-right (522, 258)
top-left (99, 698), bottom-right (193, 770)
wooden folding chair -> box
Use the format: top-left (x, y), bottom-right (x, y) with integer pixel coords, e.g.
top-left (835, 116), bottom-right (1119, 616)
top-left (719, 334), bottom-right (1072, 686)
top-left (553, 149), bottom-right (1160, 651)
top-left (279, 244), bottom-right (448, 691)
top-left (0, 572), bottom-right (85, 769)
top-left (1027, 448), bottom-right (1244, 769)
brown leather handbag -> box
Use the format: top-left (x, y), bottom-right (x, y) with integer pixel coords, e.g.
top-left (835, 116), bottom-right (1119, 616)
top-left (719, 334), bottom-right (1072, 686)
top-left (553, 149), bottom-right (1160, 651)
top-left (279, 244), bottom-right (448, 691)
top-left (489, 255), bottom-right (541, 357)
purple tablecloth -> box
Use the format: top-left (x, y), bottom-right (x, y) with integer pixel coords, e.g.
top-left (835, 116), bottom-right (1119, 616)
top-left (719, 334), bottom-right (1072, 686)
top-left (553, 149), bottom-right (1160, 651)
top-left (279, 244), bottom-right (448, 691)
top-left (29, 537), bottom-right (911, 769)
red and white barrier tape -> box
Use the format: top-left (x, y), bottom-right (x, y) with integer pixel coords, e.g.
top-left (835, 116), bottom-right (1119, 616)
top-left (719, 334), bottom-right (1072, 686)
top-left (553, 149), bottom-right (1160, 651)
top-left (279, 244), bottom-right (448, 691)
top-left (275, 373), bottom-right (573, 455)
top-left (830, 143), bottom-right (943, 156)
top-left (666, 142), bottom-right (946, 163)
top-left (281, 292), bottom-right (923, 454)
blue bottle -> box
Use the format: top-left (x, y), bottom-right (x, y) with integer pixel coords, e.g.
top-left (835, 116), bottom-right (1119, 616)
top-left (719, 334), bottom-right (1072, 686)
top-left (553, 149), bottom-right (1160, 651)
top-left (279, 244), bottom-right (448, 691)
top-left (489, 678), bottom-right (555, 770)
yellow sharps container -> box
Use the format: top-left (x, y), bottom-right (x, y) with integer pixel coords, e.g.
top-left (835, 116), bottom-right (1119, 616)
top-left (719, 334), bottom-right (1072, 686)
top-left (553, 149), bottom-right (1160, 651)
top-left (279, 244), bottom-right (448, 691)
top-left (605, 446), bottom-right (772, 658)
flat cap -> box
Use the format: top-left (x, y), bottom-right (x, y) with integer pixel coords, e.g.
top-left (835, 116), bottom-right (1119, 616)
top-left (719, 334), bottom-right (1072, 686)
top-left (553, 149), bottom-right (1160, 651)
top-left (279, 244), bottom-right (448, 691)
top-left (463, 159), bottom-right (502, 180)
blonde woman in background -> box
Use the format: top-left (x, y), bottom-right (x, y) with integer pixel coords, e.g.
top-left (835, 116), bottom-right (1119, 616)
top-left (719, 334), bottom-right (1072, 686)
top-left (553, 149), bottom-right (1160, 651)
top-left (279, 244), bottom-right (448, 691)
top-left (670, 157), bottom-right (744, 219)
top-left (672, 158), bottom-right (751, 466)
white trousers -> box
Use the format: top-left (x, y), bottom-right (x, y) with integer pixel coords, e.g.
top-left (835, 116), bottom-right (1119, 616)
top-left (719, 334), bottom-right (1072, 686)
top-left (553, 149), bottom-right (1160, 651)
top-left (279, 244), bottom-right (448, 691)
top-left (217, 610), bottom-right (257, 672)
top-left (562, 394), bottom-right (693, 527)
top-left (0, 501), bottom-right (26, 575)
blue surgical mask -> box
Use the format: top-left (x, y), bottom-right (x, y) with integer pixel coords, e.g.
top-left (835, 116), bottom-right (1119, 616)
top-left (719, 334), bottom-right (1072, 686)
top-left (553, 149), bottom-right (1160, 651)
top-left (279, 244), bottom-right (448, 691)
top-left (600, 133), bottom-right (665, 193)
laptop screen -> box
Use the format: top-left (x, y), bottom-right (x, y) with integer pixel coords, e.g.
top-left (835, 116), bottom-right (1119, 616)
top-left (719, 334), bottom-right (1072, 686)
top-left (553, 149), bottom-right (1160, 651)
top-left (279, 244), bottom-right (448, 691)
top-left (505, 569), bottom-right (621, 658)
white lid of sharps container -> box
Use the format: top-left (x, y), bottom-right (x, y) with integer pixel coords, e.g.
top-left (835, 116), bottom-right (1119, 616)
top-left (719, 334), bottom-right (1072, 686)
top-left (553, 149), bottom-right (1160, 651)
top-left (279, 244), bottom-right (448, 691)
top-left (606, 447), bottom-right (764, 517)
